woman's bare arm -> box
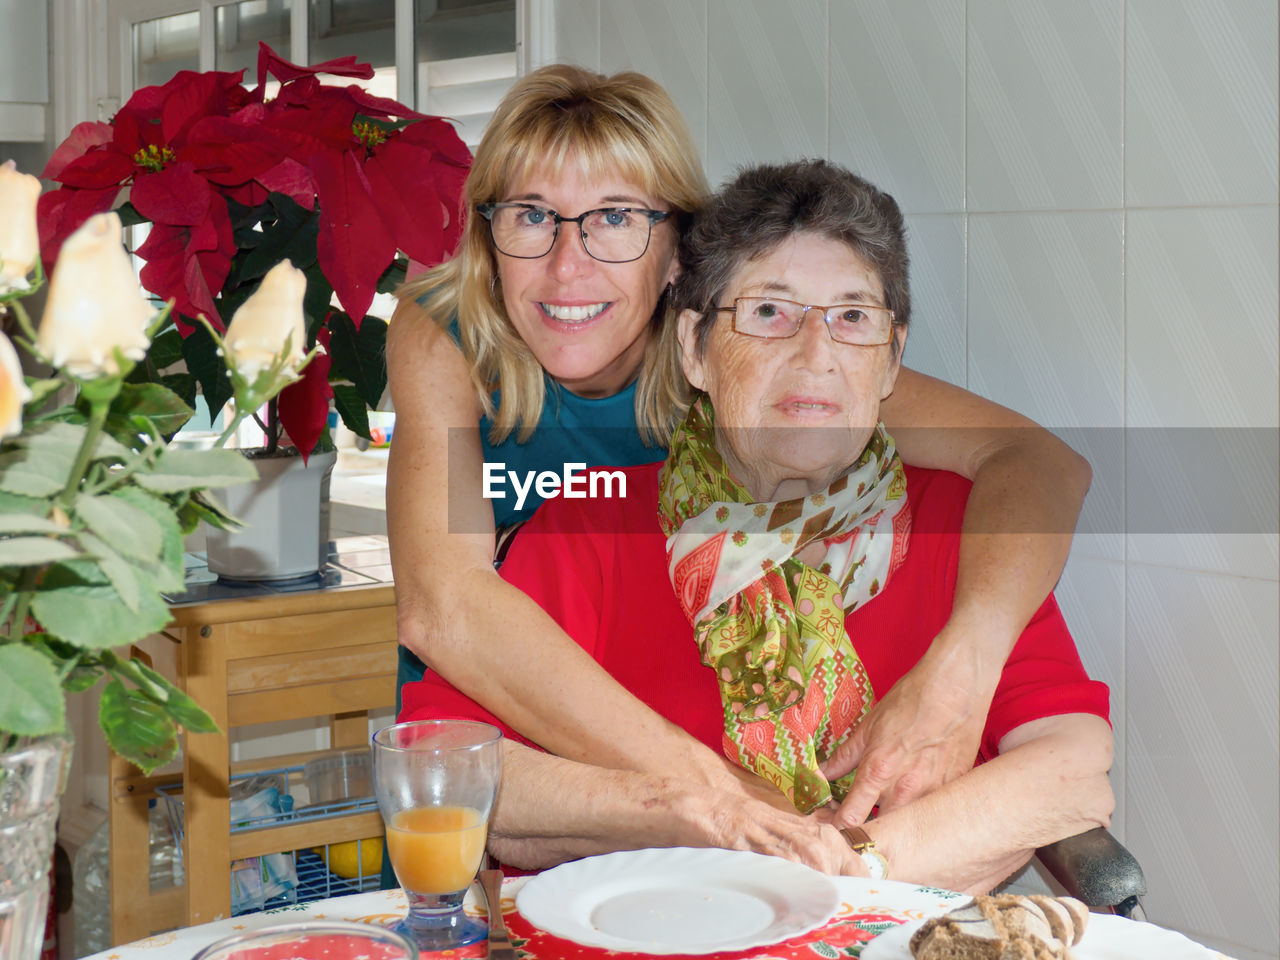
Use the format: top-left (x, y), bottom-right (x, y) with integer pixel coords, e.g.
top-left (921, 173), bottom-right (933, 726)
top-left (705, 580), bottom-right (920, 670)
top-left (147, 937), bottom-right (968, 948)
top-left (486, 741), bottom-right (858, 873)
top-left (487, 714), bottom-right (1111, 893)
top-left (386, 300), bottom-right (747, 790)
top-left (828, 367), bottom-right (1092, 826)
top-left (862, 713), bottom-right (1114, 893)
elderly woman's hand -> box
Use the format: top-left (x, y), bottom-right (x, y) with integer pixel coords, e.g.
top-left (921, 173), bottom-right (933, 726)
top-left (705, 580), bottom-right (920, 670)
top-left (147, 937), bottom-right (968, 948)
top-left (672, 789), bottom-right (865, 876)
top-left (821, 619), bottom-right (1002, 826)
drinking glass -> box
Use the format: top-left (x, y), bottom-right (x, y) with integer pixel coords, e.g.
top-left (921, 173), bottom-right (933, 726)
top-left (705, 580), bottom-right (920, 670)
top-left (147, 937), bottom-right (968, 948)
top-left (373, 719), bottom-right (503, 950)
top-left (190, 921), bottom-right (417, 960)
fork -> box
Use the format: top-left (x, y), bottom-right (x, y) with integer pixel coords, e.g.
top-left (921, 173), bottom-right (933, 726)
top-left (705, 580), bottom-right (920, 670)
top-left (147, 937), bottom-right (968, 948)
top-left (480, 868), bottom-right (518, 960)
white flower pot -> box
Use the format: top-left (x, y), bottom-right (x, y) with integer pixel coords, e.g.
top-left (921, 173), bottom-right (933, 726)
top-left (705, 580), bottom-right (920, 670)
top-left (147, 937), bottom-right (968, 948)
top-left (205, 449), bottom-right (337, 581)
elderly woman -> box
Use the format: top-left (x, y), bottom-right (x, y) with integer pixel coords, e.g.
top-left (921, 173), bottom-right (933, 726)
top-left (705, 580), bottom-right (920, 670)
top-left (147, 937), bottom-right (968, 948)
top-left (402, 160), bottom-right (1113, 893)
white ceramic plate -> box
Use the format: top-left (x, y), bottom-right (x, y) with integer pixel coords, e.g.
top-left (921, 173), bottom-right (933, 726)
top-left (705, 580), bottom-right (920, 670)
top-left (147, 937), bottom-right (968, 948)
top-left (515, 847), bottom-right (841, 955)
top-left (862, 911), bottom-right (1221, 960)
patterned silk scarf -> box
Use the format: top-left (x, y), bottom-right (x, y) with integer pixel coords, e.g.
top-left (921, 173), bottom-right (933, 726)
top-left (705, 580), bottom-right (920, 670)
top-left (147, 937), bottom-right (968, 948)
top-left (658, 395), bottom-right (912, 812)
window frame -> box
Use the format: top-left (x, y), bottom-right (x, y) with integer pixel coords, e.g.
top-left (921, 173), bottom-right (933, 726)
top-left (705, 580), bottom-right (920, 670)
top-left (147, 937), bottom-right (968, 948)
top-left (101, 0), bottom-right (540, 108)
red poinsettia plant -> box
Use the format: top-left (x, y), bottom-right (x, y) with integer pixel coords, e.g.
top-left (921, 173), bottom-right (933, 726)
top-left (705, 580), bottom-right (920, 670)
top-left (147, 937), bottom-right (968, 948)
top-left (38, 43), bottom-right (470, 456)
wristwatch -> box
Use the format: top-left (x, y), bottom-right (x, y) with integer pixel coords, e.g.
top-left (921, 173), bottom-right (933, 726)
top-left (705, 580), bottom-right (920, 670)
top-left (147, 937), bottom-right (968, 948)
top-left (840, 826), bottom-right (889, 880)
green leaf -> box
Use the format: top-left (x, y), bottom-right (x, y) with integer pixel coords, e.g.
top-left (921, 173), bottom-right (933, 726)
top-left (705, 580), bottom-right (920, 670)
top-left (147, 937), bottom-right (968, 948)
top-left (64, 664), bottom-right (104, 693)
top-left (147, 327), bottom-right (186, 370)
top-left (0, 536), bottom-right (82, 567)
top-left (31, 565), bottom-right (172, 649)
top-left (115, 201), bottom-right (148, 228)
top-left (159, 372), bottom-right (197, 412)
top-left (0, 489), bottom-right (45, 516)
top-left (0, 644), bottom-right (65, 735)
top-left (112, 487), bottom-right (185, 592)
top-left (376, 256), bottom-right (407, 295)
top-left (135, 661), bottom-right (219, 734)
top-left (77, 531), bottom-right (143, 611)
top-left (184, 489), bottom-right (241, 531)
top-left (10, 420), bottom-right (86, 458)
top-left (302, 261), bottom-right (335, 339)
top-left (0, 449), bottom-right (71, 496)
top-left (99, 678), bottom-right (178, 774)
top-left (331, 383), bottom-right (370, 440)
top-left (112, 382), bottom-right (194, 438)
top-left (134, 447), bottom-right (257, 494)
top-left (23, 377), bottom-right (63, 411)
top-left (75, 492), bottom-right (163, 563)
top-left (0, 515), bottom-right (72, 535)
top-left (242, 194), bottom-right (320, 281)
top-left (182, 323), bottom-right (234, 419)
top-left (327, 313), bottom-right (388, 410)
top-left (16, 421), bottom-right (131, 461)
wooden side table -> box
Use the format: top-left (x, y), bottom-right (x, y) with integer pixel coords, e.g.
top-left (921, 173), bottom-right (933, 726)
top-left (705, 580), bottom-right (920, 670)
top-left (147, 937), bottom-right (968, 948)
top-left (108, 538), bottom-right (398, 945)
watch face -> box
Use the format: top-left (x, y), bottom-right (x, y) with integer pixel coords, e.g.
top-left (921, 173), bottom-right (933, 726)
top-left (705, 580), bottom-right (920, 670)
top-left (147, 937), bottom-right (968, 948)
top-left (860, 849), bottom-right (889, 880)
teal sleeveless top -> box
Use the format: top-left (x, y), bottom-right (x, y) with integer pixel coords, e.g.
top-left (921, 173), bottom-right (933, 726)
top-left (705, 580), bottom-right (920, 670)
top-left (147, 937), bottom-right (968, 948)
top-left (396, 319), bottom-right (666, 700)
top-left (480, 377), bottom-right (665, 527)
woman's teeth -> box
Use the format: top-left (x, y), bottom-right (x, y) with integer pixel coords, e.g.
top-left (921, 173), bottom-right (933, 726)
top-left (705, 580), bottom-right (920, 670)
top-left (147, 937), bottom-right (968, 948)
top-left (540, 302), bottom-right (608, 322)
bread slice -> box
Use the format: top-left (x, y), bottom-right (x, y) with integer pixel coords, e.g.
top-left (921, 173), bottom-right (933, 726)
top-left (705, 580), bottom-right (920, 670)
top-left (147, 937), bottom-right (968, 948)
top-left (908, 894), bottom-right (1089, 960)
top-left (1027, 896), bottom-right (1077, 946)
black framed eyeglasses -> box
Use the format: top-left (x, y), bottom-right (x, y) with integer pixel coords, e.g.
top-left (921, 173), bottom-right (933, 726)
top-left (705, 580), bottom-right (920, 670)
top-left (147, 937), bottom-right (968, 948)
top-left (710, 297), bottom-right (895, 346)
top-left (475, 201), bottom-right (671, 263)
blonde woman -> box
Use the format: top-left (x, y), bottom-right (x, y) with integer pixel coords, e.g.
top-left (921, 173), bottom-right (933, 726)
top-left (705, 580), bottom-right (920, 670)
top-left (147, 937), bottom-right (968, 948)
top-left (387, 65), bottom-right (1090, 829)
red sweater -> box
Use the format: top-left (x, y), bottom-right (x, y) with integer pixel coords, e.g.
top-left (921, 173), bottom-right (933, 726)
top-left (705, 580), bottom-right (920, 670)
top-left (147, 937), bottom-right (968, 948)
top-left (401, 463), bottom-right (1109, 762)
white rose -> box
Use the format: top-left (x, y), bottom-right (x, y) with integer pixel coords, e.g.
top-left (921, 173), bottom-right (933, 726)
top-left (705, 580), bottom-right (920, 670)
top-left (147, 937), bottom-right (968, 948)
top-left (37, 212), bottom-right (153, 378)
top-left (223, 259), bottom-right (309, 379)
top-left (0, 159), bottom-right (42, 294)
top-left (0, 330), bottom-right (31, 437)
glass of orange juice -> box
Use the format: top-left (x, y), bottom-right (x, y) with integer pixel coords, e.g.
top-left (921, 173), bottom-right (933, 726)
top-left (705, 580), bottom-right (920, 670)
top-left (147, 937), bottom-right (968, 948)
top-left (373, 719), bottom-right (502, 951)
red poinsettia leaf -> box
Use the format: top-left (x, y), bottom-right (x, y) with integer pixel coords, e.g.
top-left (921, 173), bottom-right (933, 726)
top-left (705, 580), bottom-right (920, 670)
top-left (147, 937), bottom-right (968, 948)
top-left (255, 157), bottom-right (317, 209)
top-left (276, 328), bottom-right (333, 460)
top-left (188, 201), bottom-right (236, 283)
top-left (137, 204), bottom-right (233, 329)
top-left (137, 224), bottom-right (198, 318)
top-left (158, 69), bottom-right (248, 144)
top-left (42, 121), bottom-right (114, 180)
top-left (118, 83), bottom-right (166, 118)
top-left (362, 145), bottom-right (444, 267)
top-left (397, 116), bottom-right (472, 167)
top-left (183, 121), bottom-right (285, 187)
top-left (131, 162), bottom-right (213, 227)
top-left (53, 148), bottom-right (135, 190)
top-left (224, 180), bottom-right (269, 207)
top-left (37, 186), bottom-right (120, 272)
top-left (264, 94), bottom-right (359, 158)
top-left (337, 84), bottom-right (435, 122)
top-left (431, 155), bottom-right (471, 256)
top-left (310, 149), bottom-right (395, 325)
top-left (111, 108), bottom-right (159, 154)
top-left (274, 75), bottom-right (320, 108)
top-left (256, 42), bottom-right (373, 91)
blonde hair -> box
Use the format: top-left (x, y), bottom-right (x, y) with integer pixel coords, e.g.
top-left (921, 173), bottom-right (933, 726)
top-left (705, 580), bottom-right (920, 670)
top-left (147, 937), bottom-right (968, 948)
top-left (399, 64), bottom-right (708, 445)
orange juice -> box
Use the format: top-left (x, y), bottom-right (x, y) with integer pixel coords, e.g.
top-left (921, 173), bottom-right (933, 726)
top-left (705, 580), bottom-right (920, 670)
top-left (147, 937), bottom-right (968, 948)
top-left (386, 805), bottom-right (487, 893)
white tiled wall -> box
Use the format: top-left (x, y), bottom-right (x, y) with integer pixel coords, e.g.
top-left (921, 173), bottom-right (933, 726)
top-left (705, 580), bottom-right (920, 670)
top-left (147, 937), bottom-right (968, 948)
top-left (556, 2), bottom-right (1279, 957)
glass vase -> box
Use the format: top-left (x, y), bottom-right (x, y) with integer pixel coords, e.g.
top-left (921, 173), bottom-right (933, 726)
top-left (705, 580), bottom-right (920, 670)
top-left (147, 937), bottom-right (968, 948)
top-left (0, 736), bottom-right (71, 960)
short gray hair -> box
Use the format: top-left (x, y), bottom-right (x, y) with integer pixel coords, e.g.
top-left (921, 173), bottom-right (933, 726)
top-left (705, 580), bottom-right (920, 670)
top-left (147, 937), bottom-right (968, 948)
top-left (675, 159), bottom-right (910, 357)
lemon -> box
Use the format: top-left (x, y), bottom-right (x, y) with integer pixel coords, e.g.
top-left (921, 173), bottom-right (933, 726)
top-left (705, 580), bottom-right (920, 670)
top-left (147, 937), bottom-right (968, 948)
top-left (313, 837), bottom-right (383, 879)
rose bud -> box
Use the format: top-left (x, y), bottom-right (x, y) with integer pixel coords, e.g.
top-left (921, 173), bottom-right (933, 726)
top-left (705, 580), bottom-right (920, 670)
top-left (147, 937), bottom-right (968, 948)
top-left (223, 259), bottom-right (309, 379)
top-left (37, 212), bottom-right (153, 377)
top-left (0, 159), bottom-right (42, 294)
top-left (0, 330), bottom-right (31, 437)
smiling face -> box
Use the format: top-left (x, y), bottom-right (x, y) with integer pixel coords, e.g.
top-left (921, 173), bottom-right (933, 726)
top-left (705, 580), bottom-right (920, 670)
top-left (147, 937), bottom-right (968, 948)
top-left (678, 232), bottom-right (905, 501)
top-left (493, 162), bottom-right (680, 398)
